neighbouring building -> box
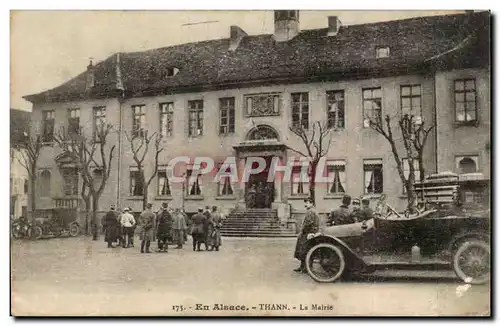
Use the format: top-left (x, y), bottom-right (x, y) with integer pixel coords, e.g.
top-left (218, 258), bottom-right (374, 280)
top-left (10, 109), bottom-right (31, 219)
top-left (23, 11), bottom-right (490, 228)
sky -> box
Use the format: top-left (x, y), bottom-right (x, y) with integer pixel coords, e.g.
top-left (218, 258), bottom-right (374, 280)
top-left (10, 10), bottom-right (464, 110)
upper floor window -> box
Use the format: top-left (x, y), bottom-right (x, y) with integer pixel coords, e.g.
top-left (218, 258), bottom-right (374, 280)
top-left (132, 105), bottom-right (146, 138)
top-left (275, 10), bottom-right (298, 20)
top-left (326, 90), bottom-right (345, 129)
top-left (244, 93), bottom-right (281, 117)
top-left (42, 110), bottom-right (55, 143)
top-left (401, 85), bottom-right (422, 117)
top-left (67, 108), bottom-right (80, 136)
top-left (61, 167), bottom-right (79, 196)
top-left (363, 88), bottom-right (382, 127)
top-left (363, 159), bottom-right (383, 194)
top-left (39, 170), bottom-right (51, 197)
top-left (160, 103), bottom-right (174, 137)
top-left (327, 160), bottom-right (346, 194)
top-left (188, 100), bottom-right (204, 137)
top-left (291, 92), bottom-right (309, 130)
top-left (93, 107), bottom-right (106, 141)
top-left (376, 47), bottom-right (390, 58)
top-left (219, 98), bottom-right (235, 135)
top-left (456, 155), bottom-right (479, 174)
top-left (454, 79), bottom-right (477, 122)
top-left (157, 166), bottom-right (172, 196)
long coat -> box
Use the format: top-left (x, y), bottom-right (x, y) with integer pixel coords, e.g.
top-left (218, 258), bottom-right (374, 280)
top-left (294, 208), bottom-right (320, 261)
top-left (191, 213), bottom-right (206, 236)
top-left (156, 209), bottom-right (173, 237)
top-left (138, 209), bottom-right (156, 241)
top-left (102, 210), bottom-right (120, 243)
top-left (172, 212), bottom-right (188, 244)
top-left (207, 211), bottom-right (222, 247)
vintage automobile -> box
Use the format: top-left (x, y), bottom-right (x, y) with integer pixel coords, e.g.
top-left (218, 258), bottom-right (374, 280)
top-left (303, 172), bottom-right (490, 285)
top-left (29, 209), bottom-right (81, 240)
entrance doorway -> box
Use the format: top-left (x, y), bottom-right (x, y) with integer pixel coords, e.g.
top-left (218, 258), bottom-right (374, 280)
top-left (245, 156), bottom-right (275, 208)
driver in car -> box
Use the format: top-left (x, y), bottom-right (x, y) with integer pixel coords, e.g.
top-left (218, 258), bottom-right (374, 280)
top-left (358, 198), bottom-right (374, 222)
top-left (327, 195), bottom-right (355, 226)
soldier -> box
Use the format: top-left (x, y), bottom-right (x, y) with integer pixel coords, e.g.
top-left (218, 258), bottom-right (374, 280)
top-left (191, 208), bottom-right (206, 251)
top-left (293, 197), bottom-right (320, 273)
top-left (156, 202), bottom-right (173, 252)
top-left (350, 198), bottom-right (362, 223)
top-left (359, 198), bottom-right (374, 222)
top-left (102, 205), bottom-right (120, 249)
top-left (138, 203), bottom-right (156, 254)
top-left (207, 205), bottom-right (222, 251)
top-left (328, 194), bottom-right (355, 226)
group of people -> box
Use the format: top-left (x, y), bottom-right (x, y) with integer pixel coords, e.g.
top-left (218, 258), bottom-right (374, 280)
top-left (246, 182), bottom-right (274, 208)
top-left (327, 195), bottom-right (374, 226)
top-left (293, 194), bottom-right (375, 273)
top-left (101, 203), bottom-right (189, 253)
top-left (101, 203), bottom-right (223, 254)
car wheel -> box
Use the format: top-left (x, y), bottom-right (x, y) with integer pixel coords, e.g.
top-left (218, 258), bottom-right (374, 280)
top-left (453, 240), bottom-right (490, 285)
top-left (69, 224), bottom-right (80, 237)
top-left (29, 225), bottom-right (43, 240)
top-left (305, 243), bottom-right (346, 283)
top-left (11, 224), bottom-right (21, 239)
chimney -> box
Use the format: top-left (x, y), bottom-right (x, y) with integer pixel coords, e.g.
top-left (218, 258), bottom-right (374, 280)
top-left (86, 59), bottom-right (95, 91)
top-left (274, 10), bottom-right (300, 42)
top-left (327, 16), bottom-right (342, 36)
top-left (229, 25), bottom-right (247, 51)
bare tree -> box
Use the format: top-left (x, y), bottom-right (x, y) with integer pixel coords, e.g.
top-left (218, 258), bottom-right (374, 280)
top-left (287, 121), bottom-right (333, 205)
top-left (367, 114), bottom-right (434, 212)
top-left (14, 126), bottom-right (43, 216)
top-left (124, 131), bottom-right (164, 210)
top-left (55, 124), bottom-right (115, 240)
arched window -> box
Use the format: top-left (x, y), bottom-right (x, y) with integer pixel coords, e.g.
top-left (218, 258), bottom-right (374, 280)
top-left (458, 157), bottom-right (478, 174)
top-left (246, 125), bottom-right (279, 141)
top-left (39, 170), bottom-right (51, 197)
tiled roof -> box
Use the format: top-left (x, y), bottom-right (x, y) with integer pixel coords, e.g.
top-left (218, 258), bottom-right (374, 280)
top-left (24, 11), bottom-right (490, 103)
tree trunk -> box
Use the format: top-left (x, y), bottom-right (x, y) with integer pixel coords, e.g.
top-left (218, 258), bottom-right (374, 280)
top-left (83, 197), bottom-right (91, 235)
top-left (141, 171), bottom-right (147, 210)
top-left (309, 161), bottom-right (318, 206)
top-left (29, 174), bottom-right (36, 219)
top-left (92, 196), bottom-right (100, 240)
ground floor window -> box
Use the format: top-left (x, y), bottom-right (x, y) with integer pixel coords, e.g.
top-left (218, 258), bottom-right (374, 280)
top-left (364, 159), bottom-right (383, 194)
top-left (130, 168), bottom-right (144, 196)
top-left (456, 155), bottom-right (479, 174)
top-left (402, 158), bottom-right (421, 193)
top-left (291, 164), bottom-right (309, 195)
top-left (217, 164), bottom-right (233, 196)
top-left (157, 168), bottom-right (171, 196)
top-left (187, 169), bottom-right (202, 196)
top-left (327, 160), bottom-right (346, 194)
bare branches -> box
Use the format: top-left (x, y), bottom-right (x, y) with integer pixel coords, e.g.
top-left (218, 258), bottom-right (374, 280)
top-left (288, 121), bottom-right (332, 162)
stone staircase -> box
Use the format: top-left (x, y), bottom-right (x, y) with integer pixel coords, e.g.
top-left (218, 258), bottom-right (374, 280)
top-left (220, 208), bottom-right (297, 238)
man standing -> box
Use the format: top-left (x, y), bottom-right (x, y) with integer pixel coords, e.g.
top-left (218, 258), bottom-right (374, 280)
top-left (328, 194), bottom-right (355, 226)
top-left (293, 198), bottom-right (320, 273)
top-left (359, 198), bottom-right (374, 222)
top-left (172, 207), bottom-right (187, 249)
top-left (207, 205), bottom-right (222, 251)
top-left (120, 207), bottom-right (136, 248)
top-left (156, 202), bottom-right (173, 252)
top-left (138, 203), bottom-right (156, 254)
top-left (191, 207), bottom-right (206, 251)
top-left (202, 205), bottom-right (212, 250)
top-left (102, 205), bottom-right (120, 248)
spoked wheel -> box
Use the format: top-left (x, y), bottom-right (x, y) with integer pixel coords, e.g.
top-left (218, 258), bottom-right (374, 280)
top-left (453, 240), bottom-right (490, 285)
top-left (305, 243), bottom-right (346, 283)
top-left (69, 224), bottom-right (80, 237)
top-left (29, 225), bottom-right (43, 240)
top-left (11, 224), bottom-right (21, 239)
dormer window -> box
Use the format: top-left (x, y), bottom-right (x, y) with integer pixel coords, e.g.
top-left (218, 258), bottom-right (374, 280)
top-left (166, 67), bottom-right (179, 78)
top-left (376, 47), bottom-right (390, 58)
top-left (274, 10), bottom-right (298, 21)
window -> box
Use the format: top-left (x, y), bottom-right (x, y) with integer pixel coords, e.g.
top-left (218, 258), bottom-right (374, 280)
top-left (61, 167), bottom-right (78, 196)
top-left (244, 93), bottom-right (281, 117)
top-left (217, 163), bottom-right (234, 196)
top-left (93, 107), bottom-right (106, 140)
top-left (39, 170), bottom-right (51, 197)
top-left (402, 158), bottom-right (421, 193)
top-left (326, 90), bottom-right (345, 129)
top-left (24, 179), bottom-right (28, 194)
top-left (454, 79), bottom-right (477, 122)
top-left (129, 168), bottom-right (144, 196)
top-left (376, 47), bottom-right (390, 58)
top-left (186, 169), bottom-right (202, 196)
top-left (363, 159), bottom-right (383, 194)
top-left (401, 85), bottom-right (422, 117)
top-left (291, 163), bottom-right (309, 196)
top-left (42, 110), bottom-right (55, 142)
top-left (363, 88), bottom-right (382, 126)
top-left (188, 100), bottom-right (204, 137)
top-left (456, 155), bottom-right (479, 174)
top-left (291, 92), bottom-right (309, 129)
top-left (157, 168), bottom-right (171, 196)
top-left (275, 10), bottom-right (297, 20)
top-left (132, 105), bottom-right (146, 138)
top-left (160, 103), bottom-right (174, 137)
top-left (246, 125), bottom-right (279, 141)
top-left (67, 108), bottom-right (80, 136)
top-left (327, 160), bottom-right (346, 194)
top-left (219, 98), bottom-right (235, 134)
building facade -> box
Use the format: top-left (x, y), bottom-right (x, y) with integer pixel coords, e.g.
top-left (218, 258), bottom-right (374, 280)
top-left (24, 11), bottom-right (490, 223)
